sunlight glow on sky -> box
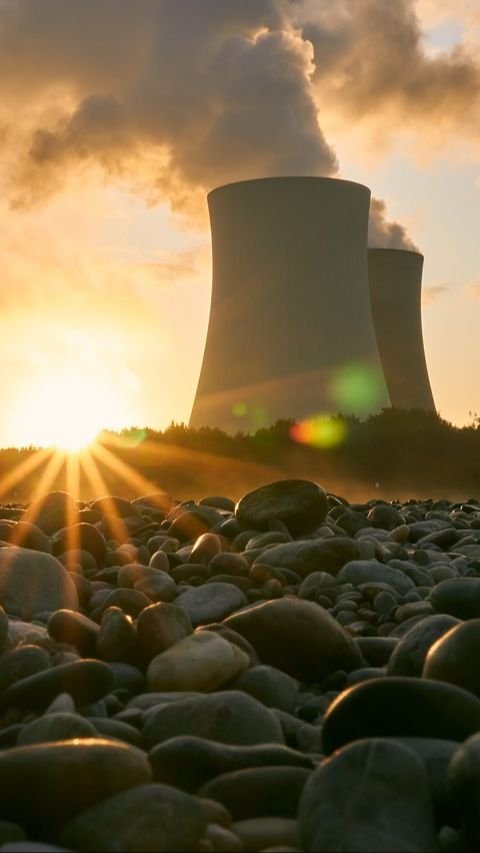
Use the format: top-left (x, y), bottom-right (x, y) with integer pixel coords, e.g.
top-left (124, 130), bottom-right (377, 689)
top-left (0, 0), bottom-right (479, 447)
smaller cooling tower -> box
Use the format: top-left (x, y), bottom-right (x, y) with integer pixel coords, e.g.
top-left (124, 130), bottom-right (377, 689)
top-left (368, 248), bottom-right (435, 412)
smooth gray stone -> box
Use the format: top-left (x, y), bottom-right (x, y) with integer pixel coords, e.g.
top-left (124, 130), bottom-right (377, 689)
top-left (336, 560), bottom-right (414, 595)
top-left (95, 607), bottom-right (137, 663)
top-left (0, 547), bottom-right (78, 620)
top-left (0, 645), bottom-right (51, 692)
top-left (393, 737), bottom-right (458, 823)
top-left (85, 717), bottom-right (143, 748)
top-left (146, 631), bottom-right (249, 692)
top-left (448, 733), bottom-right (480, 847)
top-left (149, 736), bottom-right (314, 793)
top-left (143, 691), bottom-right (284, 749)
top-left (0, 659), bottom-right (115, 713)
top-left (229, 665), bottom-right (300, 712)
top-left (252, 538), bottom-right (358, 578)
top-left (388, 614), bottom-right (461, 677)
top-left (423, 618), bottom-right (480, 696)
top-left (428, 578), bottom-right (480, 619)
top-left (47, 610), bottom-right (99, 657)
top-left (0, 740), bottom-right (152, 834)
top-left (299, 738), bottom-right (438, 852)
top-left (17, 713), bottom-right (98, 746)
top-left (199, 766), bottom-right (312, 820)
top-left (52, 523), bottom-right (107, 564)
top-left (60, 784), bottom-right (207, 852)
top-left (24, 491), bottom-right (76, 535)
top-left (235, 480), bottom-right (328, 535)
top-left (322, 677), bottom-right (480, 755)
top-left (224, 597), bottom-right (363, 682)
top-left (175, 582), bottom-right (247, 627)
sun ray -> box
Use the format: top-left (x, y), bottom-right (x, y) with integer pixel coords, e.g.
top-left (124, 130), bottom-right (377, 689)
top-left (64, 452), bottom-right (81, 570)
top-left (90, 442), bottom-right (164, 500)
top-left (80, 450), bottom-right (129, 544)
top-left (0, 448), bottom-right (53, 502)
top-left (10, 451), bottom-right (66, 547)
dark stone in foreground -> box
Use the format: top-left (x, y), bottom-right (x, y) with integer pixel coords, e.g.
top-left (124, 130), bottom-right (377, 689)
top-left (143, 691), bottom-right (284, 749)
top-left (199, 766), bottom-right (312, 820)
top-left (0, 660), bottom-right (115, 713)
top-left (149, 736), bottom-right (314, 792)
top-left (299, 738), bottom-right (438, 852)
top-left (0, 547), bottom-right (78, 621)
top-left (448, 733), bottom-right (480, 847)
top-left (224, 597), bottom-right (363, 682)
top-left (387, 614), bottom-right (461, 678)
top-left (423, 618), bottom-right (480, 696)
top-left (0, 739), bottom-right (152, 835)
top-left (322, 677), bottom-right (480, 755)
top-left (235, 479), bottom-right (328, 535)
top-left (428, 578), bottom-right (480, 619)
top-left (252, 537), bottom-right (358, 578)
top-left (60, 783), bottom-right (207, 852)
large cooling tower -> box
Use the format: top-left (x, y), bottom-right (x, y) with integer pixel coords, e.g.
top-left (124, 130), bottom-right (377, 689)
top-left (368, 248), bottom-right (435, 411)
top-left (190, 177), bottom-right (390, 433)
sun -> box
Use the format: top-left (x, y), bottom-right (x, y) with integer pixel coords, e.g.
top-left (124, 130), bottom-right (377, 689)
top-left (13, 371), bottom-right (128, 452)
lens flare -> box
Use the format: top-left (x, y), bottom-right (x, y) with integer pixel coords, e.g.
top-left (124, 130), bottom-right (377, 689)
top-left (291, 415), bottom-right (347, 448)
top-left (330, 362), bottom-right (383, 413)
top-left (232, 402), bottom-right (248, 418)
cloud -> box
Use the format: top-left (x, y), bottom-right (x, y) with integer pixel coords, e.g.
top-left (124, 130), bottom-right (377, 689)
top-left (368, 198), bottom-right (419, 251)
top-left (297, 0), bottom-right (480, 150)
top-left (4, 0), bottom-right (477, 251)
top-left (422, 283), bottom-right (451, 305)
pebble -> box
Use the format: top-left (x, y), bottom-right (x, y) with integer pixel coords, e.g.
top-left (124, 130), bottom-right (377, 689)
top-left (423, 618), bottom-right (480, 695)
top-left (136, 602), bottom-right (193, 662)
top-left (0, 659), bottom-right (115, 713)
top-left (0, 547), bottom-right (78, 621)
top-left (229, 665), bottom-right (300, 712)
top-left (0, 739), bottom-right (152, 834)
top-left (387, 614), bottom-right (461, 677)
top-left (149, 736), bottom-right (313, 792)
top-left (253, 538), bottom-right (358, 577)
top-left (60, 784), bottom-right (207, 852)
top-left (322, 676), bottom-right (480, 754)
top-left (224, 597), bottom-right (363, 682)
top-left (146, 631), bottom-right (249, 692)
top-left (175, 582), bottom-right (248, 626)
top-left (143, 691), bottom-right (284, 749)
top-left (298, 738), bottom-right (438, 851)
top-left (235, 480), bottom-right (328, 535)
top-left (17, 712), bottom-right (98, 746)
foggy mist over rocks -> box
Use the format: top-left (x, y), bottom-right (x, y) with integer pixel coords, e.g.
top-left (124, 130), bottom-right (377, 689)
top-left (1, 0), bottom-right (478, 245)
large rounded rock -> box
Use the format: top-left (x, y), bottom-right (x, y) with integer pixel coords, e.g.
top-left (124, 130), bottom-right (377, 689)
top-left (336, 560), bottom-right (414, 595)
top-left (90, 495), bottom-right (142, 519)
top-left (149, 736), bottom-right (314, 793)
top-left (47, 610), bottom-right (99, 657)
top-left (24, 491), bottom-right (76, 535)
top-left (147, 631), bottom-right (249, 692)
top-left (229, 665), bottom-right (300, 712)
top-left (199, 766), bottom-right (311, 820)
top-left (143, 691), bottom-right (284, 749)
top-left (0, 659), bottom-right (115, 713)
top-left (235, 480), bottom-right (328, 536)
top-left (0, 739), bottom-right (152, 833)
top-left (224, 598), bottom-right (363, 682)
top-left (175, 583), bottom-right (247, 627)
top-left (448, 733), bottom-right (480, 847)
top-left (60, 784), bottom-right (207, 852)
top-left (423, 618), bottom-right (480, 696)
top-left (322, 677), bottom-right (480, 755)
top-left (136, 603), bottom-right (193, 663)
top-left (17, 713), bottom-right (98, 746)
top-left (252, 538), bottom-right (358, 578)
top-left (299, 738), bottom-right (438, 852)
top-left (0, 646), bottom-right (51, 692)
top-left (0, 521), bottom-right (51, 553)
top-left (428, 578), bottom-right (480, 618)
top-left (0, 547), bottom-right (78, 621)
top-left (387, 614), bottom-right (461, 677)
top-left (52, 524), bottom-right (107, 564)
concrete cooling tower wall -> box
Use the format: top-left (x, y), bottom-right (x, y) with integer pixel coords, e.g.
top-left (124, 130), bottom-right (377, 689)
top-left (368, 248), bottom-right (435, 412)
top-left (190, 176), bottom-right (390, 433)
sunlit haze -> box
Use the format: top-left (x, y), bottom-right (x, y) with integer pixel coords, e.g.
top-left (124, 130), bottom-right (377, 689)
top-left (0, 0), bottom-right (479, 447)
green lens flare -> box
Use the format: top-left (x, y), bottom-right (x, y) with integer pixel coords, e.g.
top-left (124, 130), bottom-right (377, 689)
top-left (232, 402), bottom-right (248, 418)
top-left (331, 363), bottom-right (383, 413)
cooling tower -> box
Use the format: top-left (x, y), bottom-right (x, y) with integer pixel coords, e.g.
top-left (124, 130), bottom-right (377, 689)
top-left (190, 177), bottom-right (390, 433)
top-left (368, 248), bottom-right (435, 412)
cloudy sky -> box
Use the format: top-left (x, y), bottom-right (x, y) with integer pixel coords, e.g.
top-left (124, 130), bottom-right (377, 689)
top-left (0, 0), bottom-right (479, 446)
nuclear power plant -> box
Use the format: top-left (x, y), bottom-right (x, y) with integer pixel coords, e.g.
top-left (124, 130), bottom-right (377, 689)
top-left (189, 176), bottom-right (435, 433)
top-left (368, 248), bottom-right (435, 412)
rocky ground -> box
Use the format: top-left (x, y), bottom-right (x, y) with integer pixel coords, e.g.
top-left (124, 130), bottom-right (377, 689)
top-left (1, 480), bottom-right (480, 851)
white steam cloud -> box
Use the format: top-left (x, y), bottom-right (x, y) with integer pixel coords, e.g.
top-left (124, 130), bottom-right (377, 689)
top-left (0, 1), bottom-right (478, 246)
